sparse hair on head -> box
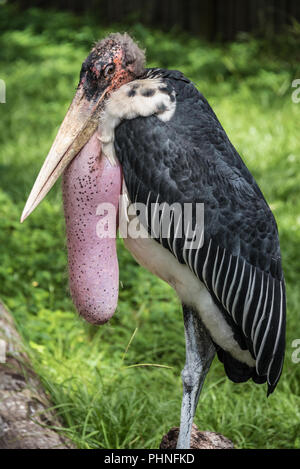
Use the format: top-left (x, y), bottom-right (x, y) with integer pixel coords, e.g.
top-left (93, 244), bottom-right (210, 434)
top-left (95, 33), bottom-right (146, 77)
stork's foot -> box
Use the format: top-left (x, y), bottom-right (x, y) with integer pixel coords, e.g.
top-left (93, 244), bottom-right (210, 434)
top-left (160, 424), bottom-right (234, 449)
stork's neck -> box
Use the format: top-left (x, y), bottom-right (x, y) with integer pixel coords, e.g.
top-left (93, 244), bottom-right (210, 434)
top-left (142, 67), bottom-right (190, 82)
top-left (98, 76), bottom-right (177, 164)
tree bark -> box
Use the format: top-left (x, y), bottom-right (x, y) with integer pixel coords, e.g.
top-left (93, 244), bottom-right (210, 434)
top-left (0, 301), bottom-right (75, 449)
top-left (160, 424), bottom-right (234, 449)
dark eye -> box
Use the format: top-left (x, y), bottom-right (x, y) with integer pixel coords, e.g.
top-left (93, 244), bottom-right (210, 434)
top-left (104, 63), bottom-right (115, 77)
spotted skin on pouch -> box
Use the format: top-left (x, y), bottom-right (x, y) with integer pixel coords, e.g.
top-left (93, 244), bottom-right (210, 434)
top-left (62, 132), bottom-right (122, 324)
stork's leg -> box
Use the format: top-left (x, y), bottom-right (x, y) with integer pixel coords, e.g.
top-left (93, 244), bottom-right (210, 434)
top-left (176, 305), bottom-right (215, 449)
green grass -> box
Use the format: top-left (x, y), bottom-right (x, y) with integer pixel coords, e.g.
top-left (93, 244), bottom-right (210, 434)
top-left (1, 4), bottom-right (300, 448)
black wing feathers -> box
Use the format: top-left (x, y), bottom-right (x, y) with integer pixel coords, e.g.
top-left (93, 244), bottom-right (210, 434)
top-left (114, 69), bottom-right (286, 394)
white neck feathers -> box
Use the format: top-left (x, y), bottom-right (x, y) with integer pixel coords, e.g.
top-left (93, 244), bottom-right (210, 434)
top-left (99, 78), bottom-right (176, 165)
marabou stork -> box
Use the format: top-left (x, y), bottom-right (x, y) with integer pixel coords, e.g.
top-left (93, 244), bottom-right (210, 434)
top-left (21, 33), bottom-right (286, 449)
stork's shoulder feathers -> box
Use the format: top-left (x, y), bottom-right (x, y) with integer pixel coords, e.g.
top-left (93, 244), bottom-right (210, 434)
top-left (113, 69), bottom-right (286, 394)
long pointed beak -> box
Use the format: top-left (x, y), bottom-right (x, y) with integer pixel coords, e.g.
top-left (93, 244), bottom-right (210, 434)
top-left (21, 86), bottom-right (106, 223)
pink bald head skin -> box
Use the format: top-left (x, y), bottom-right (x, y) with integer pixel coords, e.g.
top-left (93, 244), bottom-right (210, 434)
top-left (62, 132), bottom-right (122, 324)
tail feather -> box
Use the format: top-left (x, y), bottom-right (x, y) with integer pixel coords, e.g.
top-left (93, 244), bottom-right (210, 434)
top-left (216, 347), bottom-right (276, 391)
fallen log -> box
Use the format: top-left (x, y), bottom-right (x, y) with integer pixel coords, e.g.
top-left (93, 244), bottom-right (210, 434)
top-left (160, 423), bottom-right (234, 449)
top-left (0, 301), bottom-right (75, 449)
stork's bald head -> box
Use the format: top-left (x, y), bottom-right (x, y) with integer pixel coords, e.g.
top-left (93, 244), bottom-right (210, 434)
top-left (79, 33), bottom-right (146, 101)
top-left (21, 33), bottom-right (145, 222)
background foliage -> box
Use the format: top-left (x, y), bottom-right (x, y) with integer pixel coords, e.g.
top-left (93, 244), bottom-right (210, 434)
top-left (10, 0), bottom-right (300, 41)
top-left (0, 3), bottom-right (300, 448)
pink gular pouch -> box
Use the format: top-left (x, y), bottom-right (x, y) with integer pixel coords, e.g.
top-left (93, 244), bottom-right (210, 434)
top-left (62, 132), bottom-right (122, 324)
